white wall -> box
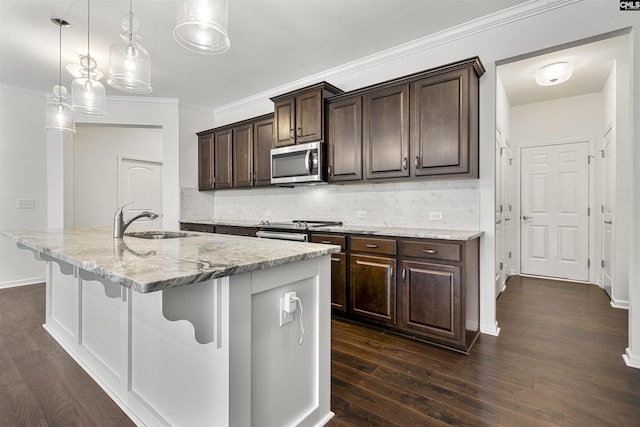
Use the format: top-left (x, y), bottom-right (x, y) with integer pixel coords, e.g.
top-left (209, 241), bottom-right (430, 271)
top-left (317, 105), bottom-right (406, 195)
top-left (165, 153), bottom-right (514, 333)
top-left (0, 85), bottom-right (47, 287)
top-left (71, 125), bottom-right (163, 227)
top-left (179, 103), bottom-right (214, 188)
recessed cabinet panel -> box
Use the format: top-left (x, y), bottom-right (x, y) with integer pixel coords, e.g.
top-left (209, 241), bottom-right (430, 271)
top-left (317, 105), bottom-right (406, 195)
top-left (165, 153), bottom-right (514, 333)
top-left (198, 134), bottom-right (214, 190)
top-left (296, 90), bottom-right (322, 144)
top-left (274, 99), bottom-right (295, 147)
top-left (400, 261), bottom-right (461, 342)
top-left (214, 129), bottom-right (233, 189)
top-left (411, 68), bottom-right (475, 178)
top-left (327, 96), bottom-right (362, 182)
top-left (363, 84), bottom-right (410, 179)
top-left (253, 117), bottom-right (274, 187)
top-left (233, 124), bottom-right (253, 188)
top-left (350, 254), bottom-right (396, 324)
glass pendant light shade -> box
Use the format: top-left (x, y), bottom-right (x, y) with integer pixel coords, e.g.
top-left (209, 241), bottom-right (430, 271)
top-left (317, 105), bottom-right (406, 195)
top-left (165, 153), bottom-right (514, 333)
top-left (72, 56), bottom-right (107, 116)
top-left (46, 85), bottom-right (76, 134)
top-left (107, 2), bottom-right (152, 94)
top-left (174, 0), bottom-right (230, 54)
top-left (71, 0), bottom-right (107, 116)
top-left (46, 18), bottom-right (76, 134)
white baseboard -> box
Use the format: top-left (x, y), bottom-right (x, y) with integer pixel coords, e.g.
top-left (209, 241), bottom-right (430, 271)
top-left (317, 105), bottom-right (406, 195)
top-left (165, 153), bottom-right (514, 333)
top-left (480, 322), bottom-right (501, 336)
top-left (0, 277), bottom-right (45, 289)
top-left (623, 347), bottom-right (640, 370)
top-left (610, 298), bottom-right (629, 309)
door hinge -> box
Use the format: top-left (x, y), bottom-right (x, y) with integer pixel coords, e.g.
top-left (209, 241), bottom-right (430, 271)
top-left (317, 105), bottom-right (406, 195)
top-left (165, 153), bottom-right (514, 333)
top-left (499, 262), bottom-right (503, 270)
top-left (509, 251), bottom-right (512, 259)
top-left (500, 205), bottom-right (503, 213)
top-left (600, 149), bottom-right (606, 158)
top-left (601, 204), bottom-right (604, 213)
top-left (601, 259), bottom-right (605, 268)
top-left (588, 259), bottom-right (591, 268)
top-left (588, 155), bottom-right (591, 165)
top-left (588, 207), bottom-right (591, 216)
top-left (509, 158), bottom-right (513, 166)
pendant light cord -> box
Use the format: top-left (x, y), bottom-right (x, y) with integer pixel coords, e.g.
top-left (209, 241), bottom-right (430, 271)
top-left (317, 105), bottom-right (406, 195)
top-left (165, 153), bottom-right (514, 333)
top-left (129, 0), bottom-right (133, 45)
top-left (58, 22), bottom-right (62, 100)
top-left (87, 0), bottom-right (90, 61)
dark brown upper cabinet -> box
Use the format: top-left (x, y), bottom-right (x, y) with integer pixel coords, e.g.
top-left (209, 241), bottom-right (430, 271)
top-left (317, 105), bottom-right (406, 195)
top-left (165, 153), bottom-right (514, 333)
top-left (363, 84), bottom-right (410, 180)
top-left (411, 65), bottom-right (480, 178)
top-left (197, 133), bottom-right (215, 190)
top-left (271, 82), bottom-right (342, 147)
top-left (327, 96), bottom-right (363, 182)
top-left (253, 116), bottom-right (275, 187)
top-left (232, 124), bottom-right (253, 188)
top-left (214, 129), bottom-right (233, 190)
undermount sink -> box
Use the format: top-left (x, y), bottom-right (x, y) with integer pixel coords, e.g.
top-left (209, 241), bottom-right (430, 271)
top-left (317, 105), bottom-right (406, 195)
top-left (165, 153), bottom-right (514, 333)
top-left (125, 231), bottom-right (193, 239)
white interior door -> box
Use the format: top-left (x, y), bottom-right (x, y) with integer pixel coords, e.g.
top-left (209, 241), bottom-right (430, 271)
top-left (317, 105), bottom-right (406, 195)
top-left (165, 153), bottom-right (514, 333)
top-left (118, 156), bottom-right (163, 231)
top-left (601, 128), bottom-right (615, 297)
top-left (520, 142), bottom-right (589, 281)
top-left (501, 140), bottom-right (514, 279)
top-left (495, 131), bottom-right (503, 296)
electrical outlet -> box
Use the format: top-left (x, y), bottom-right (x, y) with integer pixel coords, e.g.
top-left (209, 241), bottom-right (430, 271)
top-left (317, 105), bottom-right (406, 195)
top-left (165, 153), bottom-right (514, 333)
top-left (356, 210), bottom-right (367, 219)
top-left (428, 211), bottom-right (443, 220)
top-left (17, 199), bottom-right (35, 209)
top-left (279, 293), bottom-right (295, 326)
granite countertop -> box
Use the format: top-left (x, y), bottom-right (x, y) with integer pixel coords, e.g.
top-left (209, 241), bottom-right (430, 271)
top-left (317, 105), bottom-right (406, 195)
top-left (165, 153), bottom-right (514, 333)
top-left (0, 227), bottom-right (340, 294)
top-left (181, 220), bottom-right (484, 241)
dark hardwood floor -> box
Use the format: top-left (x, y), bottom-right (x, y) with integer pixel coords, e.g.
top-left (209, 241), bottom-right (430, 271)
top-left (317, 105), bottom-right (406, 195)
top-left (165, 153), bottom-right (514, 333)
top-left (1, 276), bottom-right (638, 426)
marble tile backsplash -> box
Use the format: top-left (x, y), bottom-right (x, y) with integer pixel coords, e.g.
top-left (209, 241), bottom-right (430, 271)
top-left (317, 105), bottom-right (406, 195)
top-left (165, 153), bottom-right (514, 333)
top-left (181, 180), bottom-right (479, 229)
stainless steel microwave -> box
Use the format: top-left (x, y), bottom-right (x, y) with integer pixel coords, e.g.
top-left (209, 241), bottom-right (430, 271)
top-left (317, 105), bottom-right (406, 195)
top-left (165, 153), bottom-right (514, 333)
top-left (270, 141), bottom-right (325, 185)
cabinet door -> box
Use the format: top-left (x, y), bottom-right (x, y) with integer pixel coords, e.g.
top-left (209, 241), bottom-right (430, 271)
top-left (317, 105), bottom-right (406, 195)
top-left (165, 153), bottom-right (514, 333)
top-left (363, 84), bottom-right (410, 180)
top-left (400, 260), bottom-right (461, 343)
top-left (253, 117), bottom-right (274, 187)
top-left (350, 254), bottom-right (396, 324)
top-left (330, 252), bottom-right (348, 312)
top-left (328, 96), bottom-right (362, 182)
top-left (411, 68), bottom-right (472, 177)
top-left (274, 99), bottom-right (295, 147)
top-left (214, 129), bottom-right (233, 189)
top-left (295, 89), bottom-right (322, 144)
top-left (233, 124), bottom-right (253, 188)
top-left (198, 134), bottom-right (215, 190)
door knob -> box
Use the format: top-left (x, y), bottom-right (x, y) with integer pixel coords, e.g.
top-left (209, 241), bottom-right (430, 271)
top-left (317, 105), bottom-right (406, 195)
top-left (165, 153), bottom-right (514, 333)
top-left (522, 215), bottom-right (532, 220)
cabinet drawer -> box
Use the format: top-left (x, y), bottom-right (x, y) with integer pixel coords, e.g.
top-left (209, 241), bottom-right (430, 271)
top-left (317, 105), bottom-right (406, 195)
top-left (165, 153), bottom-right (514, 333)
top-left (310, 234), bottom-right (346, 250)
top-left (401, 240), bottom-right (461, 262)
top-left (215, 226), bottom-right (257, 237)
top-left (350, 236), bottom-right (396, 256)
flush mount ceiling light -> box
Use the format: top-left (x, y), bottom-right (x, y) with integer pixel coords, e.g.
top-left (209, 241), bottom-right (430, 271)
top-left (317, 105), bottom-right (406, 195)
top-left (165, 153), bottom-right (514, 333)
top-left (173, 0), bottom-right (230, 54)
top-left (107, 0), bottom-right (152, 94)
top-left (71, 0), bottom-right (107, 116)
top-left (535, 61), bottom-right (574, 86)
top-left (45, 18), bottom-right (76, 134)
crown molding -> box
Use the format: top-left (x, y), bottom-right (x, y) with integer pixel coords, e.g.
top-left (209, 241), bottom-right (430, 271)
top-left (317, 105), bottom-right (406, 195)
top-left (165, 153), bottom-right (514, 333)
top-left (214, 0), bottom-right (582, 119)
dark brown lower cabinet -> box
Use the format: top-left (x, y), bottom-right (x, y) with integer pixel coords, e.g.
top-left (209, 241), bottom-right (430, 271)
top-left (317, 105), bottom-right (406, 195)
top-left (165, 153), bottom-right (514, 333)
top-left (214, 225), bottom-right (257, 237)
top-left (180, 223), bottom-right (214, 233)
top-left (349, 254), bottom-right (396, 324)
top-left (330, 253), bottom-right (347, 312)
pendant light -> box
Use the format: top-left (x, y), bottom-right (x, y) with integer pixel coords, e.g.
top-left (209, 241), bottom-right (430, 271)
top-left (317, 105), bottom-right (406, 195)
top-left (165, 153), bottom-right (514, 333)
top-left (107, 0), bottom-right (152, 94)
top-left (71, 0), bottom-right (107, 116)
top-left (173, 0), bottom-right (230, 54)
top-left (45, 18), bottom-right (76, 134)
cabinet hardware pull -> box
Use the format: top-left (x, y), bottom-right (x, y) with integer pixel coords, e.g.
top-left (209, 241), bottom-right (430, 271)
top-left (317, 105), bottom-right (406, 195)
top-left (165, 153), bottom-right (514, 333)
top-left (331, 257), bottom-right (340, 262)
top-left (415, 156), bottom-right (419, 170)
top-left (402, 268), bottom-right (406, 281)
top-left (328, 165), bottom-right (332, 176)
top-left (402, 157), bottom-right (407, 170)
top-left (289, 129), bottom-right (294, 139)
top-left (297, 127), bottom-right (302, 137)
top-left (422, 249), bottom-right (438, 254)
top-left (321, 241), bottom-right (332, 244)
top-left (604, 220), bottom-right (613, 224)
top-left (365, 244), bottom-right (378, 249)
top-left (496, 220), bottom-right (501, 225)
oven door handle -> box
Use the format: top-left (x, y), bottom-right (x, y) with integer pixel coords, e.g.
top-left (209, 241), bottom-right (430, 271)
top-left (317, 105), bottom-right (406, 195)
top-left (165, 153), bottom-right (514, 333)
top-left (256, 230), bottom-right (308, 242)
top-left (305, 149), bottom-right (312, 174)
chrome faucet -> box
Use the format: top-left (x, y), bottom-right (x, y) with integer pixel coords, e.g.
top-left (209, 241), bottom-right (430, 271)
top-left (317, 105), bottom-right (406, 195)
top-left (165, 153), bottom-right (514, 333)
top-left (113, 201), bottom-right (159, 238)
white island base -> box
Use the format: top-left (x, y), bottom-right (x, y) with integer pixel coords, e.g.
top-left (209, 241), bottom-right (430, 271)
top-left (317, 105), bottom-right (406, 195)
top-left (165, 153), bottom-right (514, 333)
top-left (42, 255), bottom-right (333, 427)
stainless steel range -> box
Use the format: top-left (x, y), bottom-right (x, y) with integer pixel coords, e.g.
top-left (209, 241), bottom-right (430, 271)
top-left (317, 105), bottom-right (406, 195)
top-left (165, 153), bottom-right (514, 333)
top-left (256, 220), bottom-right (343, 242)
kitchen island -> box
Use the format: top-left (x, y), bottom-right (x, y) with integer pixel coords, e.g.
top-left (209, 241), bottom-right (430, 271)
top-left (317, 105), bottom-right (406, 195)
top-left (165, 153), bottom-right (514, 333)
top-left (1, 227), bottom-right (340, 427)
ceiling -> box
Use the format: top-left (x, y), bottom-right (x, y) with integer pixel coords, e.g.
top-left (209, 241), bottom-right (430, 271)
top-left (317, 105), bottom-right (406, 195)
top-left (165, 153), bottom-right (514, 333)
top-left (1, 1), bottom-right (627, 111)
top-left (498, 33), bottom-right (630, 106)
top-left (1, 0), bottom-right (530, 110)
